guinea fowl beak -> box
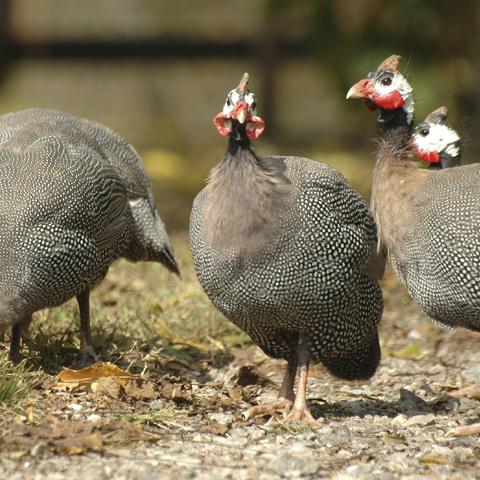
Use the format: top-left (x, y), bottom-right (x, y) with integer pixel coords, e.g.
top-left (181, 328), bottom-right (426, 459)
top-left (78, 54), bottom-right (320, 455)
top-left (234, 73), bottom-right (251, 124)
top-left (233, 102), bottom-right (249, 124)
top-left (346, 78), bottom-right (374, 100)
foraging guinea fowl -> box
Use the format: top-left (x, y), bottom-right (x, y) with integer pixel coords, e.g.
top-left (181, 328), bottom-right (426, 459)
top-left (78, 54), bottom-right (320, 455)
top-left (190, 73), bottom-right (383, 423)
top-left (346, 54), bottom-right (480, 332)
top-left (0, 108), bottom-right (179, 364)
top-left (410, 106), bottom-right (461, 169)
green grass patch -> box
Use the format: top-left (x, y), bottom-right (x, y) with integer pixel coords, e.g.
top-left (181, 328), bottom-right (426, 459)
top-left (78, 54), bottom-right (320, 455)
top-left (109, 406), bottom-right (178, 425)
top-left (0, 354), bottom-right (45, 410)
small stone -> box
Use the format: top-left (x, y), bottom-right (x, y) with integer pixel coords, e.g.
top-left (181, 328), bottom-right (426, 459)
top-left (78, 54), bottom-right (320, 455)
top-left (207, 412), bottom-right (233, 425)
top-left (67, 403), bottom-right (83, 412)
top-left (398, 388), bottom-right (428, 409)
top-left (86, 413), bottom-right (102, 423)
top-left (457, 398), bottom-right (480, 414)
top-left (250, 429), bottom-right (265, 441)
top-left (462, 366), bottom-right (480, 384)
top-left (405, 414), bottom-right (435, 427)
top-left (149, 399), bottom-right (167, 410)
top-left (391, 414), bottom-right (407, 426)
top-left (444, 398), bottom-right (460, 411)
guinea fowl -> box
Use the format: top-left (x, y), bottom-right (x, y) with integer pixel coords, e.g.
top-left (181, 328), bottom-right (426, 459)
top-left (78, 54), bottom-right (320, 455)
top-left (190, 73), bottom-right (384, 423)
top-left (412, 108), bottom-right (480, 435)
top-left (410, 106), bottom-right (461, 169)
top-left (0, 108), bottom-right (179, 364)
top-left (346, 54), bottom-right (480, 333)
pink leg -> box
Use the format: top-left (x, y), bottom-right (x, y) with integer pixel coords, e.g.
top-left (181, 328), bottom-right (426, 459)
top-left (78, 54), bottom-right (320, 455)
top-left (244, 354), bottom-right (298, 420)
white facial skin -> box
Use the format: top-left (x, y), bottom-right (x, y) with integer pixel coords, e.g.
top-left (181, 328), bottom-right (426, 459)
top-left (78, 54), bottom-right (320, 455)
top-left (412, 122), bottom-right (460, 157)
top-left (372, 71), bottom-right (415, 122)
top-left (222, 89), bottom-right (257, 116)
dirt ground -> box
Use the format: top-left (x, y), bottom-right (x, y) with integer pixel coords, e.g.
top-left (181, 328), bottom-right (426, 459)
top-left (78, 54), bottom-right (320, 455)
top-left (0, 235), bottom-right (479, 479)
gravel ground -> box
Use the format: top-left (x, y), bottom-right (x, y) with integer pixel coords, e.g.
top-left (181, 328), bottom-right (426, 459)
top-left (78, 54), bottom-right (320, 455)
top-left (1, 268), bottom-right (479, 479)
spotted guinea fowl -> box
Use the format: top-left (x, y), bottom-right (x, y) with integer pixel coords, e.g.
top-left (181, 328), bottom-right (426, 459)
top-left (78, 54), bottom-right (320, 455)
top-left (0, 108), bottom-right (179, 364)
top-left (346, 54), bottom-right (480, 332)
top-left (189, 73), bottom-right (383, 423)
top-left (410, 106), bottom-right (461, 169)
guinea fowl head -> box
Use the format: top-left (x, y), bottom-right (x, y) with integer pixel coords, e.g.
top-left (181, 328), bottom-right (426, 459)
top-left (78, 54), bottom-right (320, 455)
top-left (213, 73), bottom-right (265, 142)
top-left (410, 106), bottom-right (461, 168)
top-left (346, 55), bottom-right (414, 125)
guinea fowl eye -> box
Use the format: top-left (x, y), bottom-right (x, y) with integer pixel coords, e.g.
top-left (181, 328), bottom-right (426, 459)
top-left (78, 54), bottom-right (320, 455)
top-left (420, 127), bottom-right (429, 137)
top-left (381, 76), bottom-right (392, 86)
top-left (251, 101), bottom-right (256, 110)
top-left (226, 97), bottom-right (232, 106)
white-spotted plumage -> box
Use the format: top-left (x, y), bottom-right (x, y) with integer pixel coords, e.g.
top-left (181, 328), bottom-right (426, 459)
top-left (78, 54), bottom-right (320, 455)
top-left (191, 76), bottom-right (384, 381)
top-left (0, 108), bottom-right (178, 347)
top-left (349, 56), bottom-right (480, 334)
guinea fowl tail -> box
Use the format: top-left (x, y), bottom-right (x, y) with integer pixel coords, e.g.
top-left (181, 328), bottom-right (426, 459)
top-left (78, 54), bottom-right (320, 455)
top-left (322, 332), bottom-right (381, 380)
top-left (127, 198), bottom-right (180, 275)
top-left (159, 246), bottom-right (180, 276)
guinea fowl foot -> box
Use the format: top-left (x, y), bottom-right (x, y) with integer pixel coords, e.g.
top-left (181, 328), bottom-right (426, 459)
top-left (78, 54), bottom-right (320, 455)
top-left (244, 398), bottom-right (293, 421)
top-left (76, 345), bottom-right (99, 368)
top-left (282, 334), bottom-right (320, 427)
top-left (244, 353), bottom-right (298, 422)
top-left (284, 405), bottom-right (319, 426)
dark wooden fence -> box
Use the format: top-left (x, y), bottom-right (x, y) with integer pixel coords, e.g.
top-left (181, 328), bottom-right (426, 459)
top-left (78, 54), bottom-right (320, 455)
top-left (0, 0), bottom-right (310, 131)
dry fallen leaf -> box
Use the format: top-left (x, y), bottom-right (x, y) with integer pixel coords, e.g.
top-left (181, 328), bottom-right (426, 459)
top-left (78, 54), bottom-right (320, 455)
top-left (419, 454), bottom-right (450, 465)
top-left (236, 365), bottom-right (276, 387)
top-left (91, 377), bottom-right (122, 399)
top-left (160, 380), bottom-right (192, 403)
top-left (203, 422), bottom-right (229, 435)
top-left (55, 363), bottom-right (133, 391)
top-left (56, 432), bottom-right (103, 455)
top-left (124, 380), bottom-right (157, 400)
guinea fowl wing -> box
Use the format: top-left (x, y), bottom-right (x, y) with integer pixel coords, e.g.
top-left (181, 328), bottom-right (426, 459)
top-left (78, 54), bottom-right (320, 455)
top-left (0, 133), bottom-right (131, 312)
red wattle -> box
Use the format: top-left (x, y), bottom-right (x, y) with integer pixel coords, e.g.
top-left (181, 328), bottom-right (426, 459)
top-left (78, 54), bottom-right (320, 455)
top-left (413, 148), bottom-right (440, 164)
top-left (245, 116), bottom-right (265, 140)
top-left (372, 90), bottom-right (405, 110)
top-left (213, 112), bottom-right (232, 136)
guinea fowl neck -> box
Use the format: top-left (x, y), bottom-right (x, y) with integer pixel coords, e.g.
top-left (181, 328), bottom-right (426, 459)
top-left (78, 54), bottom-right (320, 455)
top-left (377, 107), bottom-right (412, 145)
top-left (439, 151), bottom-right (459, 169)
top-left (204, 122), bottom-right (291, 257)
top-left (370, 107), bottom-right (427, 265)
top-left (227, 121), bottom-right (251, 154)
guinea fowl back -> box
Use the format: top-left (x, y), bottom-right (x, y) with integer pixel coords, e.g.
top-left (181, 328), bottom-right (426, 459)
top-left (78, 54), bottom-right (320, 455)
top-left (0, 128), bottom-right (131, 324)
top-left (403, 165), bottom-right (480, 330)
top-left (0, 108), bottom-right (177, 270)
top-left (0, 107), bottom-right (178, 361)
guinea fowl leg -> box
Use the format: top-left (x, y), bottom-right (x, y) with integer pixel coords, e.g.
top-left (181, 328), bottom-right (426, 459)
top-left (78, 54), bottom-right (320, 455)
top-left (284, 334), bottom-right (318, 425)
top-left (76, 289), bottom-right (98, 366)
top-left (8, 316), bottom-right (32, 364)
top-left (9, 322), bottom-right (22, 364)
top-left (244, 354), bottom-right (298, 420)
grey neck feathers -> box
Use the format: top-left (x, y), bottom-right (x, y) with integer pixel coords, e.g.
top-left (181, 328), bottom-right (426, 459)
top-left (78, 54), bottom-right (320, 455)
top-left (370, 107), bottom-right (425, 266)
top-left (204, 138), bottom-right (292, 257)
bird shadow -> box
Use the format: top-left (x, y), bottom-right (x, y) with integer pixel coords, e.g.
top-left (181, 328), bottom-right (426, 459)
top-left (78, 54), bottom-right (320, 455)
top-left (308, 387), bottom-right (453, 420)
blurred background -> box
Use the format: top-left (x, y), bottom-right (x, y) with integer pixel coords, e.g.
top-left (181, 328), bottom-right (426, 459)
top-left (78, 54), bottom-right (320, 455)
top-left (0, 0), bottom-right (478, 230)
